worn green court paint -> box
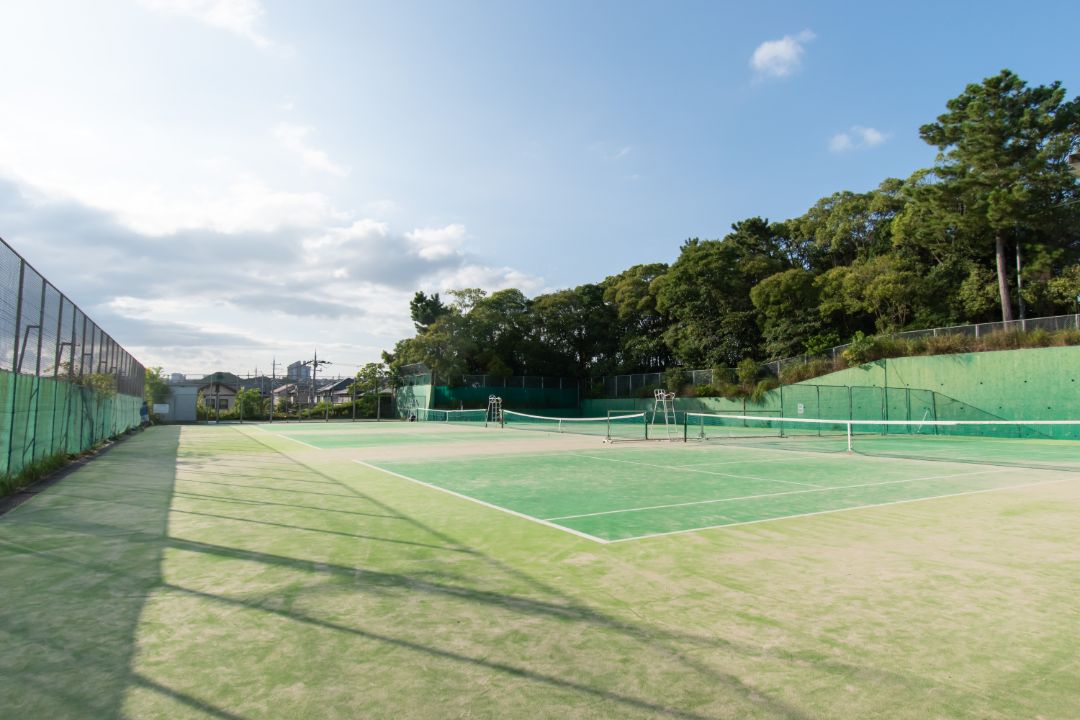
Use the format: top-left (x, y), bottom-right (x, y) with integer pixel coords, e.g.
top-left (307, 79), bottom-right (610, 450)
top-left (275, 430), bottom-right (512, 449)
top-left (374, 443), bottom-right (1065, 541)
top-left (5, 425), bottom-right (1080, 719)
top-left (252, 422), bottom-right (511, 449)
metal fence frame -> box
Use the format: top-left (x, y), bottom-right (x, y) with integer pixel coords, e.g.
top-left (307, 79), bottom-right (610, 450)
top-left (768, 313), bottom-right (1080, 377)
top-left (600, 312), bottom-right (1080, 397)
top-left (1, 235), bottom-right (146, 477)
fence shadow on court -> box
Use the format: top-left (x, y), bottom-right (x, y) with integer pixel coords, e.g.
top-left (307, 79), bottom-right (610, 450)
top-left (0, 426), bottom-right (246, 720)
top-left (1, 424), bottom-right (958, 719)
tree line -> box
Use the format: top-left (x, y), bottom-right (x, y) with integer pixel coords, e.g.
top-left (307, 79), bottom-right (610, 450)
top-left (383, 70), bottom-right (1080, 384)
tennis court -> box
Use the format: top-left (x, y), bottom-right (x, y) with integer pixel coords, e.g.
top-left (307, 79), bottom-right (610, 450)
top-left (255, 420), bottom-right (514, 450)
top-left (261, 413), bottom-right (1080, 543)
top-left (365, 442), bottom-right (1071, 542)
top-left (6, 419), bottom-right (1080, 719)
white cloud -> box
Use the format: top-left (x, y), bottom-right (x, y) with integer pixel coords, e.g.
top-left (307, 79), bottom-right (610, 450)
top-left (364, 199), bottom-right (402, 216)
top-left (0, 174), bottom-right (545, 372)
top-left (829, 126), bottom-right (888, 152)
top-left (406, 224), bottom-right (467, 261)
top-left (273, 122), bottom-right (350, 178)
top-left (433, 264), bottom-right (545, 294)
top-left (138, 0), bottom-right (274, 48)
top-left (614, 146), bottom-right (632, 160)
top-left (750, 29), bottom-right (815, 79)
top-left (116, 180), bottom-right (345, 235)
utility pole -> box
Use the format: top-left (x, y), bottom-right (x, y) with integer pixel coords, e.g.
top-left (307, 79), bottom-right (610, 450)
top-left (303, 349), bottom-right (331, 423)
top-left (375, 366), bottom-right (383, 422)
top-left (270, 358), bottom-right (277, 424)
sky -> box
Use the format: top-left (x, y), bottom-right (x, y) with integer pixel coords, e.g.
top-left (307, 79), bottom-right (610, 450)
top-left (1, 0), bottom-right (1078, 377)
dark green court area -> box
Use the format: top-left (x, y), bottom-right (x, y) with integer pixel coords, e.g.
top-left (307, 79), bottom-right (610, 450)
top-left (372, 442), bottom-right (1066, 542)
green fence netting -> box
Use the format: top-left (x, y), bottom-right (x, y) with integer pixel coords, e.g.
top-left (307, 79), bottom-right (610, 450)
top-left (0, 370), bottom-right (143, 476)
top-left (432, 384), bottom-right (578, 411)
top-left (0, 235), bottom-right (145, 481)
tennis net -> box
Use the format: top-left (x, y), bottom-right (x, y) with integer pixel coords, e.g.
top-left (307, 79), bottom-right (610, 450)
top-left (502, 410), bottom-right (647, 441)
top-left (414, 408), bottom-right (488, 425)
top-left (686, 412), bottom-right (1080, 472)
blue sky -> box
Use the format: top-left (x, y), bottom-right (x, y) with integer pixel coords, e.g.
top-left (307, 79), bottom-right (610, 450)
top-left (1, 0), bottom-right (1077, 374)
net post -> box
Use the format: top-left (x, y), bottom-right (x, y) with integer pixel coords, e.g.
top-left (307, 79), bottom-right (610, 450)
top-left (846, 421), bottom-right (853, 453)
top-left (644, 412), bottom-right (648, 441)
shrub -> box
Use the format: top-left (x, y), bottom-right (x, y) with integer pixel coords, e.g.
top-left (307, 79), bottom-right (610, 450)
top-left (636, 384), bottom-right (661, 399)
top-left (842, 331), bottom-right (877, 366)
top-left (1057, 329), bottom-right (1080, 346)
top-left (779, 357), bottom-right (835, 384)
top-left (803, 332), bottom-right (841, 356)
top-left (711, 366), bottom-right (736, 386)
top-left (692, 384), bottom-right (720, 397)
top-left (980, 330), bottom-right (1025, 350)
top-left (923, 333), bottom-right (974, 355)
top-left (0, 452), bottom-right (70, 499)
top-left (664, 367), bottom-right (687, 392)
top-left (1025, 328), bottom-right (1053, 347)
top-left (718, 382), bottom-right (744, 399)
top-left (736, 358), bottom-right (760, 386)
top-left (750, 378), bottom-right (779, 404)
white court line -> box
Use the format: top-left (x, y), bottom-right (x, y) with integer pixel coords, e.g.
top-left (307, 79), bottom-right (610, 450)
top-left (251, 425), bottom-right (322, 450)
top-left (574, 454), bottom-right (824, 488)
top-left (252, 426), bottom-right (492, 449)
top-left (545, 467), bottom-right (1011, 521)
top-left (604, 475), bottom-right (1078, 543)
top-left (674, 453), bottom-right (837, 468)
top-left (352, 460), bottom-right (609, 544)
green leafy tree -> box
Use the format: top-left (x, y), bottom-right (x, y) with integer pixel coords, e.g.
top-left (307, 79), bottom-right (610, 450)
top-left (409, 291), bottom-right (450, 332)
top-left (143, 367), bottom-right (170, 408)
top-left (787, 179), bottom-right (905, 269)
top-left (656, 219), bottom-right (792, 365)
top-left (350, 362), bottom-right (388, 417)
top-left (750, 268), bottom-right (823, 358)
top-left (907, 69), bottom-right (1080, 321)
top-left (1047, 264), bottom-right (1080, 311)
top-left (447, 288), bottom-right (487, 314)
top-left (233, 388), bottom-right (266, 419)
top-left (529, 284), bottom-right (619, 377)
top-left (407, 312), bottom-right (473, 384)
top-left (467, 289), bottom-right (532, 374)
top-left (601, 263), bottom-right (671, 371)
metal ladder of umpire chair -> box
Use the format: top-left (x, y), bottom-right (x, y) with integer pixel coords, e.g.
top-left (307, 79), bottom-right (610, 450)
top-left (651, 389), bottom-right (678, 441)
top-left (487, 395), bottom-right (503, 427)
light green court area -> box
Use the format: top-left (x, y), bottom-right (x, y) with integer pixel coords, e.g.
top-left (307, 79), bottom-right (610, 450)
top-left (373, 443), bottom-right (1067, 542)
top-left (2, 424), bottom-right (1080, 719)
top-left (253, 422), bottom-right (510, 449)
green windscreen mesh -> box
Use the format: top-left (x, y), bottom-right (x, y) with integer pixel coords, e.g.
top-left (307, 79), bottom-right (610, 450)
top-left (0, 235), bottom-right (145, 481)
top-left (433, 384), bottom-right (578, 411)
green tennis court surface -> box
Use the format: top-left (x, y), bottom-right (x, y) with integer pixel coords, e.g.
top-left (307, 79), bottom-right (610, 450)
top-left (5, 424), bottom-right (1080, 719)
top-left (368, 442), bottom-right (1071, 542)
top-left (254, 422), bottom-right (514, 449)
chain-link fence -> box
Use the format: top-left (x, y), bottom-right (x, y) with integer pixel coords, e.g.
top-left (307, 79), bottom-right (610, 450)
top-left (600, 312), bottom-right (1080, 397)
top-left (456, 374), bottom-right (573, 389)
top-left (601, 368), bottom-right (752, 398)
top-left (769, 312), bottom-right (1080, 377)
top-left (0, 235), bottom-right (145, 479)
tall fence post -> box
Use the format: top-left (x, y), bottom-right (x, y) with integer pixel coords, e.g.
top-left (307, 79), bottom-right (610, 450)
top-left (29, 273), bottom-right (46, 464)
top-left (6, 259), bottom-right (26, 476)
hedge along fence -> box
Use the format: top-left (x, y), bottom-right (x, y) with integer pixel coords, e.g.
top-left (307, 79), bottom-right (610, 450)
top-left (601, 326), bottom-right (1080, 400)
top-left (775, 327), bottom-right (1080, 385)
